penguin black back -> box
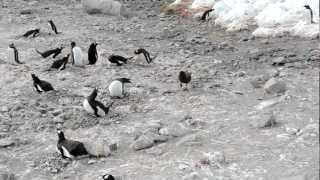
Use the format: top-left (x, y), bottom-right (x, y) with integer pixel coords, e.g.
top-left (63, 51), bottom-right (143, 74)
top-left (108, 55), bottom-right (129, 66)
top-left (102, 174), bottom-right (115, 180)
top-left (31, 73), bottom-right (54, 93)
top-left (51, 54), bottom-right (70, 70)
top-left (117, 78), bottom-right (131, 84)
top-left (88, 42), bottom-right (98, 65)
top-left (23, 28), bottom-right (40, 37)
top-left (9, 43), bottom-right (23, 64)
top-left (57, 131), bottom-right (89, 159)
top-left (85, 88), bottom-right (113, 117)
top-left (304, 5), bottom-right (315, 24)
top-left (201, 9), bottom-right (214, 21)
top-left (48, 20), bottom-right (60, 34)
top-left (36, 47), bottom-right (64, 58)
top-left (179, 71), bottom-right (191, 88)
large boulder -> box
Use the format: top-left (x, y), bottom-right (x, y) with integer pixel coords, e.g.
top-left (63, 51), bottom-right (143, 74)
top-left (82, 0), bottom-right (130, 17)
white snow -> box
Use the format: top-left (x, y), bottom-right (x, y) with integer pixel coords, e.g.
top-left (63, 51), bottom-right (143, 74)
top-left (170, 0), bottom-right (320, 38)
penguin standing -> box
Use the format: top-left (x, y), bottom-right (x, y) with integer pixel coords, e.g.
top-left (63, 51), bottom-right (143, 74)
top-left (36, 46), bottom-right (64, 58)
top-left (178, 71), bottom-right (191, 89)
top-left (50, 54), bottom-right (70, 71)
top-left (201, 9), bottom-right (214, 21)
top-left (31, 74), bottom-right (54, 93)
top-left (22, 28), bottom-right (40, 37)
top-left (88, 42), bottom-right (98, 65)
top-left (57, 130), bottom-right (90, 159)
top-left (70, 42), bottom-right (85, 66)
top-left (108, 55), bottom-right (132, 66)
top-left (8, 43), bottom-right (23, 64)
top-left (48, 20), bottom-right (60, 34)
top-left (133, 48), bottom-right (156, 64)
top-left (102, 174), bottom-right (115, 180)
top-left (304, 5), bottom-right (315, 24)
top-left (109, 78), bottom-right (131, 98)
top-left (83, 88), bottom-right (113, 117)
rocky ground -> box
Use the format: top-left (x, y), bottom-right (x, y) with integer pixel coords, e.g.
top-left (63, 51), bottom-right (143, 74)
top-left (0, 0), bottom-right (319, 180)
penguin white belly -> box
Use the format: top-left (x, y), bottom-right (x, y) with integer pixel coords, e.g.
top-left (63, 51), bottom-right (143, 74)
top-left (109, 81), bottom-right (123, 97)
top-left (72, 47), bottom-right (84, 66)
top-left (61, 146), bottom-right (74, 159)
top-left (7, 48), bottom-right (15, 64)
top-left (83, 99), bottom-right (95, 114)
top-left (134, 54), bottom-right (145, 62)
top-left (36, 84), bottom-right (44, 92)
top-left (97, 106), bottom-right (106, 117)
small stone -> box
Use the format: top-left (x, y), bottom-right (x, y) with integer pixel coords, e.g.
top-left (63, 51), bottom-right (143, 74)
top-left (52, 110), bottom-right (62, 117)
top-left (131, 135), bottom-right (154, 151)
top-left (39, 109), bottom-right (47, 114)
top-left (0, 139), bottom-right (15, 148)
top-left (145, 146), bottom-right (163, 156)
top-left (272, 57), bottom-right (286, 66)
top-left (250, 111), bottom-right (277, 128)
top-left (255, 96), bottom-right (284, 110)
top-left (264, 78), bottom-right (287, 94)
top-left (20, 9), bottom-right (33, 14)
top-left (250, 74), bottom-right (270, 88)
top-left (88, 159), bottom-right (97, 165)
top-left (50, 168), bottom-right (59, 174)
top-left (159, 123), bottom-right (190, 137)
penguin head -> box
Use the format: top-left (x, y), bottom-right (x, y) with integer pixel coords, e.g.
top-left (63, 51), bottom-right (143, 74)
top-left (88, 88), bottom-right (98, 100)
top-left (57, 130), bottom-right (65, 141)
top-left (31, 73), bottom-right (40, 82)
top-left (35, 28), bottom-right (40, 32)
top-left (9, 43), bottom-right (15, 48)
top-left (102, 174), bottom-right (115, 180)
top-left (304, 5), bottom-right (311, 9)
top-left (48, 20), bottom-right (52, 23)
top-left (71, 42), bottom-right (76, 48)
top-left (134, 48), bottom-right (143, 54)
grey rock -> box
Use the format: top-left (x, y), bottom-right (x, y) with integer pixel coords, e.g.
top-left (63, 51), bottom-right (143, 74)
top-left (250, 74), bottom-right (271, 88)
top-left (159, 123), bottom-right (190, 137)
top-left (250, 111), bottom-right (277, 128)
top-left (132, 134), bottom-right (154, 151)
top-left (0, 139), bottom-right (15, 148)
top-left (272, 57), bottom-right (286, 66)
top-left (264, 78), bottom-right (287, 94)
top-left (20, 9), bottom-right (33, 14)
top-left (82, 0), bottom-right (131, 17)
top-left (0, 173), bottom-right (15, 180)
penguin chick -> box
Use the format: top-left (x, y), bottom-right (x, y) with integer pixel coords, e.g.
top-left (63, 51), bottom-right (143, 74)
top-left (71, 41), bottom-right (85, 66)
top-left (8, 43), bottom-right (23, 64)
top-left (109, 78), bottom-right (131, 98)
top-left (88, 42), bottom-right (98, 65)
top-left (178, 71), bottom-right (191, 89)
top-left (22, 28), bottom-right (40, 37)
top-left (57, 130), bottom-right (90, 159)
top-left (304, 5), bottom-right (315, 24)
top-left (83, 88), bottom-right (113, 117)
top-left (133, 48), bottom-right (156, 64)
top-left (48, 20), bottom-right (60, 34)
top-left (201, 9), bottom-right (214, 21)
top-left (36, 46), bottom-right (64, 58)
top-left (31, 73), bottom-right (54, 93)
top-left (108, 55), bottom-right (132, 66)
top-left (102, 174), bottom-right (115, 180)
top-left (50, 54), bottom-right (70, 71)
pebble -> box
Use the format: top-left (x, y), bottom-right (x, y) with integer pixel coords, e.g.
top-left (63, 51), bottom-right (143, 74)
top-left (0, 139), bottom-right (15, 148)
top-left (250, 74), bottom-right (270, 88)
top-left (263, 78), bottom-right (287, 94)
top-left (159, 123), bottom-right (190, 137)
top-left (131, 134), bottom-right (154, 151)
top-left (250, 111), bottom-right (277, 128)
top-left (272, 57), bottom-right (286, 66)
top-left (88, 159), bottom-right (97, 165)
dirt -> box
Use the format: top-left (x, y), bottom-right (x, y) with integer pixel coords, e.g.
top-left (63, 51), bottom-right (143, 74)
top-left (0, 0), bottom-right (319, 180)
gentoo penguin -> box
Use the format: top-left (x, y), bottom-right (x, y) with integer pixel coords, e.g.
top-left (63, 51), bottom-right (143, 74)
top-left (108, 55), bottom-right (132, 66)
top-left (31, 74), bottom-right (54, 93)
top-left (178, 71), bottom-right (191, 89)
top-left (109, 78), bottom-right (131, 98)
top-left (304, 5), bottom-right (315, 24)
top-left (8, 43), bottom-right (23, 64)
top-left (56, 130), bottom-right (90, 159)
top-left (70, 42), bottom-right (85, 66)
top-left (48, 20), bottom-right (60, 34)
top-left (83, 88), bottom-right (114, 117)
top-left (88, 42), bottom-right (98, 65)
top-left (201, 9), bottom-right (214, 21)
top-left (51, 54), bottom-right (70, 71)
top-left (36, 46), bottom-right (64, 58)
top-left (23, 28), bottom-right (40, 38)
top-left (102, 174), bottom-right (115, 180)
top-left (133, 48), bottom-right (155, 64)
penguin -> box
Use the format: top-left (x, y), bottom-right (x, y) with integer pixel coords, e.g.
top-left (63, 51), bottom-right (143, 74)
top-left (133, 48), bottom-right (156, 64)
top-left (8, 43), bottom-right (23, 64)
top-left (88, 42), bottom-right (98, 65)
top-left (70, 42), bottom-right (85, 66)
top-left (50, 54), bottom-right (70, 71)
top-left (178, 71), bottom-right (191, 89)
top-left (56, 130), bottom-right (90, 159)
top-left (109, 78), bottom-right (131, 98)
top-left (48, 20), bottom-right (60, 34)
top-left (31, 74), bottom-right (54, 93)
top-left (201, 9), bottom-right (214, 21)
top-left (108, 55), bottom-right (132, 66)
top-left (83, 88), bottom-right (114, 117)
top-left (36, 46), bottom-right (64, 58)
top-left (304, 5), bottom-right (315, 24)
top-left (22, 28), bottom-right (40, 38)
top-left (102, 174), bottom-right (115, 180)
